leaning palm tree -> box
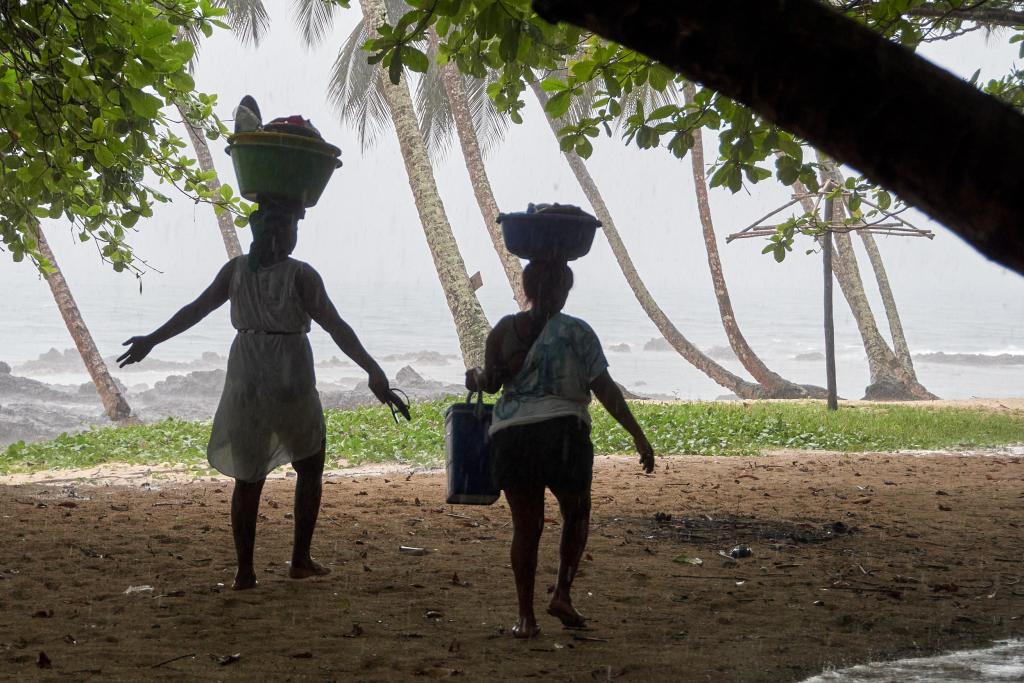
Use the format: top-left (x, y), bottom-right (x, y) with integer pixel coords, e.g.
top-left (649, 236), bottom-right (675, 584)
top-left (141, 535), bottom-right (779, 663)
top-left (681, 82), bottom-right (821, 398)
top-left (858, 230), bottom-right (915, 372)
top-left (411, 55), bottom-right (761, 393)
top-left (24, 3), bottom-right (270, 424)
top-left (293, 0), bottom-right (490, 366)
top-left (416, 35), bottom-right (527, 309)
top-left (535, 79), bottom-right (826, 398)
top-left (309, 3), bottom-right (526, 310)
top-left (793, 159), bottom-right (935, 400)
top-left (175, 0), bottom-right (272, 260)
top-left (530, 82), bottom-right (765, 398)
top-left (35, 227), bottom-right (132, 420)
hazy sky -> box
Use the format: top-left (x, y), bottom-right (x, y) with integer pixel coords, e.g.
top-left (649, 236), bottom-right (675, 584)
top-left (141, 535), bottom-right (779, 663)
top-left (4, 2), bottom-right (1023, 362)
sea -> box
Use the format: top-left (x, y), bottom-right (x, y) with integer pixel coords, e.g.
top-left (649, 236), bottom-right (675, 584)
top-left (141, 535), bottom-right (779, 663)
top-left (3, 266), bottom-right (1022, 402)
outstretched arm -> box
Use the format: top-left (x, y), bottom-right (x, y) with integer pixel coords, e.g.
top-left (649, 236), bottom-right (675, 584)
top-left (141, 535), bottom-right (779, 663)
top-left (591, 370), bottom-right (655, 473)
top-left (118, 261), bottom-right (234, 367)
top-left (297, 265), bottom-right (410, 419)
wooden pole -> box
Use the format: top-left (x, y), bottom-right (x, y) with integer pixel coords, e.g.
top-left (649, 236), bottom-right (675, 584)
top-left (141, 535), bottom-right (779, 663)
top-left (823, 197), bottom-right (838, 411)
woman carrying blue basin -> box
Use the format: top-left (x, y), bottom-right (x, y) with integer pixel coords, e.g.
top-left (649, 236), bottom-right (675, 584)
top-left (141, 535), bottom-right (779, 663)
top-left (467, 204), bottom-right (655, 638)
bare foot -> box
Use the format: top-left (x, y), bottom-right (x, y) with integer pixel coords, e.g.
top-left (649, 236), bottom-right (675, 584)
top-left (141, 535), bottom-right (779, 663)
top-left (511, 618), bottom-right (541, 639)
top-left (289, 559), bottom-right (331, 580)
top-left (232, 569), bottom-right (258, 591)
top-left (547, 596), bottom-right (586, 628)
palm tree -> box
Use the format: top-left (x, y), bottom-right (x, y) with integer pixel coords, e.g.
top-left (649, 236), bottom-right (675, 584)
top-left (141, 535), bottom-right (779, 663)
top-left (794, 159), bottom-right (935, 400)
top-left (530, 82), bottom-right (765, 398)
top-left (177, 108), bottom-right (244, 258)
top-left (294, 0), bottom-right (490, 366)
top-left (681, 83), bottom-right (822, 398)
top-left (417, 42), bottom-right (527, 309)
top-left (310, 5), bottom-right (525, 310)
top-left (858, 231), bottom-right (915, 372)
top-left (35, 227), bottom-right (132, 420)
top-left (175, 1), bottom-right (272, 260)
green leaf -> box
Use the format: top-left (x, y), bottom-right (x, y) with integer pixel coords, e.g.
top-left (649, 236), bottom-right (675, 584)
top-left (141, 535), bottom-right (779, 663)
top-left (498, 23), bottom-right (521, 63)
top-left (545, 91), bottom-right (572, 119)
top-left (648, 105), bottom-right (678, 121)
top-left (388, 47), bottom-right (404, 84)
top-left (403, 47), bottom-right (430, 74)
top-left (574, 136), bottom-right (593, 158)
top-left (540, 78), bottom-right (567, 93)
top-left (648, 64), bottom-right (673, 91)
top-left (94, 145), bottom-right (115, 168)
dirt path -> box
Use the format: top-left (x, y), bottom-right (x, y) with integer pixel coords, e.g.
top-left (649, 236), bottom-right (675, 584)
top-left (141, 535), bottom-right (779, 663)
top-left (1, 452), bottom-right (1021, 681)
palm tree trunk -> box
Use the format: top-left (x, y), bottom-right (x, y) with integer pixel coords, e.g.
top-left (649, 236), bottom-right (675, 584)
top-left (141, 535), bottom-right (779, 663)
top-left (794, 163), bottom-right (935, 400)
top-left (858, 231), bottom-right (915, 373)
top-left (36, 228), bottom-right (133, 420)
top-left (532, 83), bottom-right (762, 398)
top-left (362, 0), bottom-right (490, 367)
top-left (533, 0), bottom-right (1024, 277)
top-left (440, 62), bottom-right (527, 310)
top-left (683, 83), bottom-right (819, 399)
top-left (177, 102), bottom-right (244, 259)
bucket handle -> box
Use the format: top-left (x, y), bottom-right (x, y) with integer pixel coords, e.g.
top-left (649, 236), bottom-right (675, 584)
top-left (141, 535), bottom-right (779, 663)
top-left (465, 390), bottom-right (487, 418)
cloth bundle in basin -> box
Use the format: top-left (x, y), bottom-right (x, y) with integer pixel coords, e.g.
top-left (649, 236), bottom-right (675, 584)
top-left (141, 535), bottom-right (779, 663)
top-left (497, 203), bottom-right (601, 261)
top-left (226, 101), bottom-right (342, 209)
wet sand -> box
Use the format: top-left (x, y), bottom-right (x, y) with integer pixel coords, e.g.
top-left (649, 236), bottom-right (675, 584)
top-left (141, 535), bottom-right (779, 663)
top-left (1, 451), bottom-right (1022, 681)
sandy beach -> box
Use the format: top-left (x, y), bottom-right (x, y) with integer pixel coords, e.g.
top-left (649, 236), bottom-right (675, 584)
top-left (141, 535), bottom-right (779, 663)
top-left (1, 450), bottom-right (1021, 681)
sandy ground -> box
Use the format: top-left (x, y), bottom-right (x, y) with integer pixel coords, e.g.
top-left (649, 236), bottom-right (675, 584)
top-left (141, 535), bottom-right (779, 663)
top-left (1, 452), bottom-right (1022, 682)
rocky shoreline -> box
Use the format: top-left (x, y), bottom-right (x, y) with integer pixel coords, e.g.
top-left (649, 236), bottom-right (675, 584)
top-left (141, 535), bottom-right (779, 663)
top-left (0, 351), bottom-right (467, 447)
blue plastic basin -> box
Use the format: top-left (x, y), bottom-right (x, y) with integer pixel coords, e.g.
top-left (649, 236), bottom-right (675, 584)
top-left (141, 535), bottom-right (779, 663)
top-left (497, 209), bottom-right (601, 261)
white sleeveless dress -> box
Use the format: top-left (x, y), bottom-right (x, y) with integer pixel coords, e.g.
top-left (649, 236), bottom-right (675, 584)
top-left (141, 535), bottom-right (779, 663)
top-left (206, 256), bottom-right (325, 482)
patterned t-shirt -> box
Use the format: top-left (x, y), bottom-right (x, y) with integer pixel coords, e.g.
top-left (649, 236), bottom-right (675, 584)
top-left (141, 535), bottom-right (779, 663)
top-left (490, 313), bottom-right (608, 434)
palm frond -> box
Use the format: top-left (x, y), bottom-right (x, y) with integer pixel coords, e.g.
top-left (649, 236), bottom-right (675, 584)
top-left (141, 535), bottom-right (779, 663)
top-left (465, 74), bottom-right (509, 160)
top-left (291, 0), bottom-right (339, 48)
top-left (328, 18), bottom-right (392, 152)
top-left (383, 0), bottom-right (412, 23)
top-left (415, 62), bottom-right (455, 163)
top-left (177, 23), bottom-right (204, 71)
top-left (217, 0), bottom-right (270, 46)
top-left (614, 83), bottom-right (683, 132)
top-left (565, 76), bottom-right (602, 128)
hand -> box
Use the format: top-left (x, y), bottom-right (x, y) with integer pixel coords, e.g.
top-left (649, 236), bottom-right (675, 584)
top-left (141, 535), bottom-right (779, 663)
top-left (368, 369), bottom-right (411, 422)
top-left (634, 434), bottom-right (655, 474)
top-left (465, 367), bottom-right (483, 392)
top-left (117, 336), bottom-right (155, 368)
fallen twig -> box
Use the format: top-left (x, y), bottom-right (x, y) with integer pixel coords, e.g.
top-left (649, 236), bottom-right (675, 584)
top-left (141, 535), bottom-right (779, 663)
top-left (827, 585), bottom-right (902, 598)
top-left (152, 653), bottom-right (195, 669)
top-left (671, 574), bottom-right (749, 581)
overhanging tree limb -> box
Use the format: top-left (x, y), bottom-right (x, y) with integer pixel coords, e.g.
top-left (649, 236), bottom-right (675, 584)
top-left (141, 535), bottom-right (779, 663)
top-left (532, 0), bottom-right (1024, 276)
top-left (903, 6), bottom-right (1024, 27)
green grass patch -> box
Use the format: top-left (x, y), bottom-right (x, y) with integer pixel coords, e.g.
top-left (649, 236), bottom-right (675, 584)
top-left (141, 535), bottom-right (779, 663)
top-left (2, 399), bottom-right (1022, 474)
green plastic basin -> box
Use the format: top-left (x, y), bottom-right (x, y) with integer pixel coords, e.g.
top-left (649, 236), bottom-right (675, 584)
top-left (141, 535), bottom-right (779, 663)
top-left (226, 132), bottom-right (342, 208)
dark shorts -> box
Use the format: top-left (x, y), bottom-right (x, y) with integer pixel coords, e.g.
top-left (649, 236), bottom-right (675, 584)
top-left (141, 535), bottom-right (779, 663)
top-left (491, 416), bottom-right (594, 493)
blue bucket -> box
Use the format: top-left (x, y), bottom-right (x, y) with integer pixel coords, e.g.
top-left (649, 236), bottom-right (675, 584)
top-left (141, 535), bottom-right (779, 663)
top-left (444, 392), bottom-right (499, 505)
top-left (497, 204), bottom-right (601, 261)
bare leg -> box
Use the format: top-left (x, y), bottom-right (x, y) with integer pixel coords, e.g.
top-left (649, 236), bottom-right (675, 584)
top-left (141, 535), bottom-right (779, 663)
top-left (290, 444), bottom-right (330, 579)
top-left (231, 478), bottom-right (266, 590)
top-left (547, 487), bottom-right (591, 627)
top-left (504, 486), bottom-right (546, 638)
